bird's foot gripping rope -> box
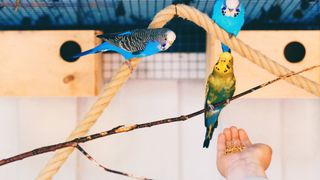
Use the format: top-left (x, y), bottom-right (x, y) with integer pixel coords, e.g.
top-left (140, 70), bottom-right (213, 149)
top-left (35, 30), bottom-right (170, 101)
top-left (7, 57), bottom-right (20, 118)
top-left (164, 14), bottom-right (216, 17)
top-left (124, 61), bottom-right (134, 73)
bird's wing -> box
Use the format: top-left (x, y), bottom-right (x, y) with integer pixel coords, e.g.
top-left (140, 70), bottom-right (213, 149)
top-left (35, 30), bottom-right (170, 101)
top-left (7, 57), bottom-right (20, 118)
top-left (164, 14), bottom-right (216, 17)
top-left (205, 81), bottom-right (209, 102)
top-left (230, 81), bottom-right (236, 97)
top-left (204, 75), bottom-right (213, 110)
top-left (204, 79), bottom-right (210, 120)
top-left (96, 30), bottom-right (149, 53)
top-left (227, 77), bottom-right (236, 98)
top-left (205, 75), bottom-right (218, 125)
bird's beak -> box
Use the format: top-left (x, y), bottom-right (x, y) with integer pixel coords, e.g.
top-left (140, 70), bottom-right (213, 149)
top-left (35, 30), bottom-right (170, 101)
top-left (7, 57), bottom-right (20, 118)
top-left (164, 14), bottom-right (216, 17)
top-left (168, 41), bottom-right (173, 46)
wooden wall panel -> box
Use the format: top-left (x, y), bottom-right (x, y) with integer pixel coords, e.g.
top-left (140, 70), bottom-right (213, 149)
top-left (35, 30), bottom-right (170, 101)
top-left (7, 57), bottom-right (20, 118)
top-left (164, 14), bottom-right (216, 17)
top-left (0, 30), bottom-right (102, 96)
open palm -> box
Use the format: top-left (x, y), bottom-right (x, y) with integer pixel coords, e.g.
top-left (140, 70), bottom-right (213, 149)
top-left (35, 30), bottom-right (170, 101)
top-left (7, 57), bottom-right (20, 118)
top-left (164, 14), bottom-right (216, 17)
top-left (216, 126), bottom-right (272, 179)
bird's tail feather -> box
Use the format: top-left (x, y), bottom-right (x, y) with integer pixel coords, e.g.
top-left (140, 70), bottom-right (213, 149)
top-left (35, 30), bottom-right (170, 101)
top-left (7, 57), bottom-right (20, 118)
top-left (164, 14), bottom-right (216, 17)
top-left (203, 125), bottom-right (214, 148)
top-left (203, 110), bottom-right (219, 148)
top-left (67, 42), bottom-right (112, 60)
top-left (68, 48), bottom-right (97, 60)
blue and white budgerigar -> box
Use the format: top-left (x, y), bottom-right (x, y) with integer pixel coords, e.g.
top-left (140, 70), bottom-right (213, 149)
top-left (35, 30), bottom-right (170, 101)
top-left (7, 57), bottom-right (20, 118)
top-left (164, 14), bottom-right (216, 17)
top-left (212, 0), bottom-right (245, 52)
top-left (203, 52), bottom-right (236, 148)
top-left (69, 28), bottom-right (176, 71)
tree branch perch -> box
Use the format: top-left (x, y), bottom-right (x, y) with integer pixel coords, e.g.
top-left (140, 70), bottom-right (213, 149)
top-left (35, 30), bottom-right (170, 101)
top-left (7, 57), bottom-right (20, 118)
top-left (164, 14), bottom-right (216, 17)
top-left (0, 65), bottom-right (319, 168)
top-left (76, 145), bottom-right (152, 180)
top-left (0, 65), bottom-right (320, 179)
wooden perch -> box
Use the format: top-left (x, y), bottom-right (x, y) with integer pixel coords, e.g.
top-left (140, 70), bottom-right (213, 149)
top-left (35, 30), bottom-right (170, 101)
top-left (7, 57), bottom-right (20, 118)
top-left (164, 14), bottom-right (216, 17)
top-left (0, 65), bottom-right (318, 167)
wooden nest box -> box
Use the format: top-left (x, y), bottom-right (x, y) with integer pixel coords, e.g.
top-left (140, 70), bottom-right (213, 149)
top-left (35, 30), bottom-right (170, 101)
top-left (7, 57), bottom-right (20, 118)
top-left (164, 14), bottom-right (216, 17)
top-left (0, 30), bottom-right (102, 96)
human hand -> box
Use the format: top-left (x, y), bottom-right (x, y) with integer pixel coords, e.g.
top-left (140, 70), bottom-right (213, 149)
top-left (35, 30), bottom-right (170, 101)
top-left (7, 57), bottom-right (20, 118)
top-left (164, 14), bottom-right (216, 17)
top-left (216, 126), bottom-right (272, 180)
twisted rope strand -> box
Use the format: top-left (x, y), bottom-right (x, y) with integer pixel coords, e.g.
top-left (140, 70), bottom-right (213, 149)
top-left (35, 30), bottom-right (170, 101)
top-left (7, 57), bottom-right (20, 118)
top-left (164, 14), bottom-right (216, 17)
top-left (149, 4), bottom-right (320, 95)
top-left (36, 59), bottom-right (142, 179)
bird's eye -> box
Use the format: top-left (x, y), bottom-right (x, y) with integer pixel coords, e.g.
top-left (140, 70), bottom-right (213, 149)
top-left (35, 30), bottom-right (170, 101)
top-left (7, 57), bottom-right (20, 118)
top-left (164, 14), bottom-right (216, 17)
top-left (164, 38), bottom-right (167, 41)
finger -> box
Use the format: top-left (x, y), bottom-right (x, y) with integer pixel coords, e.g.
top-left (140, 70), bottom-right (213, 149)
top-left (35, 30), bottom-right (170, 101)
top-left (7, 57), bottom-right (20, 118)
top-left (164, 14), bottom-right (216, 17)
top-left (230, 126), bottom-right (240, 146)
top-left (223, 128), bottom-right (232, 147)
top-left (217, 133), bottom-right (226, 158)
top-left (239, 128), bottom-right (252, 146)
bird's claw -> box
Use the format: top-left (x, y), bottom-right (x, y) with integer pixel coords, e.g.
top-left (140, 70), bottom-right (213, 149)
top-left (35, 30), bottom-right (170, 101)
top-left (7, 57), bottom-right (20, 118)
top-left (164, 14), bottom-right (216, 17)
top-left (209, 104), bottom-right (215, 111)
top-left (225, 99), bottom-right (230, 105)
top-left (124, 61), bottom-right (133, 73)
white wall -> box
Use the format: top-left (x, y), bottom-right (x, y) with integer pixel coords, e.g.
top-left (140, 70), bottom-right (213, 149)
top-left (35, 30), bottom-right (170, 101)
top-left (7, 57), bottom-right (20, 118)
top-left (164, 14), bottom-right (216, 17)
top-left (0, 98), bottom-right (78, 180)
top-left (0, 80), bottom-right (319, 180)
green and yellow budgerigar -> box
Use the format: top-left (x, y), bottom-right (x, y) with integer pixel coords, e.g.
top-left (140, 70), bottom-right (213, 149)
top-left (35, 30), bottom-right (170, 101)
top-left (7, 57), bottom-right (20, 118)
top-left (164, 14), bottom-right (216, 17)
top-left (203, 52), bottom-right (236, 148)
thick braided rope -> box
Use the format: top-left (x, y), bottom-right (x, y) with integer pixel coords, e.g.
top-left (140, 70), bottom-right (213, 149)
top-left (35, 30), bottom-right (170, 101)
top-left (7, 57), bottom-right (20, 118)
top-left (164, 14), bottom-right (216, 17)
top-left (150, 4), bottom-right (319, 96)
top-left (36, 17), bottom-right (167, 180)
top-left (38, 4), bottom-right (320, 180)
top-left (36, 59), bottom-right (141, 179)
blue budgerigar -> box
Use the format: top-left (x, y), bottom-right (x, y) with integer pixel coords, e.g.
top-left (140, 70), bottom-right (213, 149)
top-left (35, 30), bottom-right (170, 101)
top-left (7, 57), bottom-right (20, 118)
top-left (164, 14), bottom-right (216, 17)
top-left (212, 0), bottom-right (245, 52)
top-left (69, 28), bottom-right (176, 71)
